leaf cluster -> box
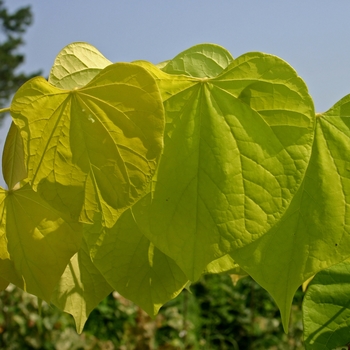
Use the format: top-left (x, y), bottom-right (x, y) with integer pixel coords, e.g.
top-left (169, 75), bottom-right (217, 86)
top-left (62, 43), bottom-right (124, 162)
top-left (1, 41), bottom-right (350, 349)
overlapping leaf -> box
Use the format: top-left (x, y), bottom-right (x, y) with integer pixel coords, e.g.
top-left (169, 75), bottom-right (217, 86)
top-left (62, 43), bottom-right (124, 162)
top-left (133, 48), bottom-right (315, 280)
top-left (161, 43), bottom-right (233, 78)
top-left (0, 189), bottom-right (23, 289)
top-left (0, 276), bottom-right (9, 291)
top-left (0, 183), bottom-right (82, 301)
top-left (0, 123), bottom-right (83, 300)
top-left (48, 42), bottom-right (112, 89)
top-left (10, 63), bottom-right (165, 228)
top-left (3, 41), bottom-right (345, 339)
top-left (303, 261), bottom-right (350, 350)
top-left (232, 94), bottom-right (350, 330)
top-left (2, 122), bottom-right (27, 189)
top-left (51, 237), bottom-right (113, 334)
top-left (86, 208), bottom-right (189, 316)
top-left (203, 254), bottom-right (239, 275)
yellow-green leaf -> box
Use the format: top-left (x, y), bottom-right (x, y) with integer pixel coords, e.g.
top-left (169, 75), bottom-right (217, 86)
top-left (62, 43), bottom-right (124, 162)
top-left (51, 237), bottom-right (113, 334)
top-left (134, 50), bottom-right (315, 281)
top-left (161, 43), bottom-right (233, 78)
top-left (11, 63), bottom-right (164, 227)
top-left (232, 96), bottom-right (350, 331)
top-left (86, 208), bottom-right (189, 316)
top-left (0, 183), bottom-right (82, 301)
top-left (303, 262), bottom-right (350, 350)
top-left (48, 42), bottom-right (112, 90)
top-left (203, 254), bottom-right (238, 275)
top-left (2, 122), bottom-right (27, 190)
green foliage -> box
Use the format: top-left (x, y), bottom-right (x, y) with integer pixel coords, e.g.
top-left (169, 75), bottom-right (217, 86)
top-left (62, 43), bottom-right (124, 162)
top-left (0, 275), bottom-right (304, 349)
top-left (303, 261), bottom-right (350, 350)
top-left (188, 274), bottom-right (304, 349)
top-left (0, 182), bottom-right (82, 300)
top-left (48, 42), bottom-right (112, 89)
top-left (133, 52), bottom-right (314, 283)
top-left (1, 40), bottom-right (350, 348)
top-left (51, 237), bottom-right (113, 334)
top-left (11, 62), bottom-right (164, 227)
top-left (86, 208), bottom-right (188, 319)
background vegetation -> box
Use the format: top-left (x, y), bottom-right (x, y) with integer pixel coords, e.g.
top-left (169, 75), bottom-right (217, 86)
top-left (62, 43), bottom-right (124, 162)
top-left (0, 275), bottom-right (304, 350)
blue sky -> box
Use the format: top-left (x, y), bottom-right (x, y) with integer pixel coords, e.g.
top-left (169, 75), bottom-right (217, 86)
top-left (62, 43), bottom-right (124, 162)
top-left (1, 0), bottom-right (350, 186)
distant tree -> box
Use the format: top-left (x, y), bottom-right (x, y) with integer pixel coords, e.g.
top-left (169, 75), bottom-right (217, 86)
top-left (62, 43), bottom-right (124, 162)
top-left (0, 0), bottom-right (40, 116)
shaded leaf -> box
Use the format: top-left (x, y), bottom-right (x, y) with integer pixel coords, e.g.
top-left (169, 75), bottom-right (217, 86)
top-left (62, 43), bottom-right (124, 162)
top-left (0, 276), bottom-right (9, 291)
top-left (303, 261), bottom-right (350, 350)
top-left (232, 96), bottom-right (350, 331)
top-left (2, 122), bottom-right (27, 190)
top-left (51, 237), bottom-right (113, 334)
top-left (0, 258), bottom-right (22, 290)
top-left (0, 203), bottom-right (23, 288)
top-left (11, 63), bottom-right (164, 227)
top-left (86, 208), bottom-right (189, 316)
top-left (0, 183), bottom-right (82, 301)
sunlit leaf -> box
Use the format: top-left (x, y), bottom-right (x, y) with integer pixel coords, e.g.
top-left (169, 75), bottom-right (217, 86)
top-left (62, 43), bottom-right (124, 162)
top-left (303, 261), bottom-right (350, 350)
top-left (11, 63), bottom-right (164, 227)
top-left (48, 42), bottom-right (112, 90)
top-left (230, 273), bottom-right (248, 286)
top-left (51, 237), bottom-right (113, 334)
top-left (232, 96), bottom-right (350, 331)
top-left (302, 275), bottom-right (314, 292)
top-left (0, 183), bottom-right (82, 301)
top-left (203, 254), bottom-right (238, 274)
top-left (155, 60), bottom-right (169, 69)
top-left (2, 122), bottom-right (27, 190)
top-left (161, 43), bottom-right (233, 78)
top-left (86, 208), bottom-right (189, 316)
top-left (134, 48), bottom-right (315, 281)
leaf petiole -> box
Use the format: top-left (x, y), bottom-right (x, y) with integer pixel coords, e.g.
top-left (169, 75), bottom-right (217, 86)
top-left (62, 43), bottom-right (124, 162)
top-left (0, 107), bottom-right (10, 114)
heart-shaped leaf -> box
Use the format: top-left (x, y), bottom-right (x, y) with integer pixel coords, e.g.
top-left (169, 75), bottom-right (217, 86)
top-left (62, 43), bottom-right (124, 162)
top-left (161, 43), bottom-right (233, 78)
top-left (11, 63), bottom-right (165, 227)
top-left (133, 48), bottom-right (315, 280)
top-left (232, 94), bottom-right (350, 331)
top-left (48, 42), bottom-right (112, 89)
top-left (86, 207), bottom-right (188, 316)
top-left (51, 237), bottom-right (113, 334)
top-left (0, 183), bottom-right (82, 301)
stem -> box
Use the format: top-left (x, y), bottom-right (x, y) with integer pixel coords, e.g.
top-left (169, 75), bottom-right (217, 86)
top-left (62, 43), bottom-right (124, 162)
top-left (0, 107), bottom-right (10, 114)
top-left (250, 281), bottom-right (255, 350)
top-left (182, 289), bottom-right (188, 348)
